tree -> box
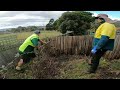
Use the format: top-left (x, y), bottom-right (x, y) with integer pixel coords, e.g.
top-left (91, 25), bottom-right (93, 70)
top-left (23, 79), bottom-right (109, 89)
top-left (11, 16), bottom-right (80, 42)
top-left (53, 19), bottom-right (59, 30)
top-left (90, 20), bottom-right (100, 32)
top-left (49, 18), bottom-right (54, 24)
top-left (53, 11), bottom-right (95, 35)
top-left (46, 18), bottom-right (54, 30)
top-left (8, 26), bottom-right (41, 33)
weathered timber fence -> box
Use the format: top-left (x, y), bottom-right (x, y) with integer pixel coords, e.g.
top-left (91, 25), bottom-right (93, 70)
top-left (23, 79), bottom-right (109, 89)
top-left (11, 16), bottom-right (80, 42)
top-left (47, 35), bottom-right (93, 55)
top-left (104, 35), bottom-right (120, 60)
top-left (46, 35), bottom-right (120, 60)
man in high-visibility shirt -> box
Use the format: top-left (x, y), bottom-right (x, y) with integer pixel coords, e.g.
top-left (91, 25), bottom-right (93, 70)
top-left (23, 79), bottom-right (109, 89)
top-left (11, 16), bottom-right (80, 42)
top-left (16, 30), bottom-right (46, 71)
top-left (88, 14), bottom-right (117, 73)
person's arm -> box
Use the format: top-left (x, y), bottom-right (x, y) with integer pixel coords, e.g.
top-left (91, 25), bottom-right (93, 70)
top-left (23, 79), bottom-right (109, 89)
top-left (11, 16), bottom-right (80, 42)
top-left (91, 24), bottom-right (115, 54)
top-left (31, 38), bottom-right (39, 49)
top-left (95, 35), bottom-right (109, 50)
top-left (39, 39), bottom-right (47, 45)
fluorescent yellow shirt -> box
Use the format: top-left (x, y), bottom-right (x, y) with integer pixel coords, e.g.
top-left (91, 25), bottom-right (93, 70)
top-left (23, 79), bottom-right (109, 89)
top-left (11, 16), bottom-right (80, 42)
top-left (19, 34), bottom-right (39, 52)
top-left (93, 22), bottom-right (116, 50)
top-left (94, 22), bottom-right (116, 39)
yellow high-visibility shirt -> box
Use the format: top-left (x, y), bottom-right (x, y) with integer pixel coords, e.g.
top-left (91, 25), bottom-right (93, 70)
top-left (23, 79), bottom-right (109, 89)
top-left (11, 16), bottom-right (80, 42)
top-left (93, 22), bottom-right (116, 50)
top-left (19, 34), bottom-right (39, 52)
top-left (94, 22), bottom-right (116, 39)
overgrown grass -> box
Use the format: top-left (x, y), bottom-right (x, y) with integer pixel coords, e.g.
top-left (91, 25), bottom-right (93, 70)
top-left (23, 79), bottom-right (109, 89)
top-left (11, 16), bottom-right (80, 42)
top-left (0, 33), bottom-right (16, 38)
top-left (0, 31), bottom-right (61, 49)
top-left (1, 54), bottom-right (120, 79)
top-left (0, 31), bottom-right (62, 40)
top-left (16, 31), bottom-right (62, 40)
top-left (109, 60), bottom-right (120, 70)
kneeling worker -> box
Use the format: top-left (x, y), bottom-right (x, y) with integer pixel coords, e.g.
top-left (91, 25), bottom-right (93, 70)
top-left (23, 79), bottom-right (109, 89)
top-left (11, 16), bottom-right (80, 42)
top-left (16, 30), bottom-right (46, 70)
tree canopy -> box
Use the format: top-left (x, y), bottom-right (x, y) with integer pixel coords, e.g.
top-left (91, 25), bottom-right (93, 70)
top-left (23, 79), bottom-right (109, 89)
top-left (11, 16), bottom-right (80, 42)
top-left (53, 11), bottom-right (95, 35)
top-left (46, 18), bottom-right (55, 30)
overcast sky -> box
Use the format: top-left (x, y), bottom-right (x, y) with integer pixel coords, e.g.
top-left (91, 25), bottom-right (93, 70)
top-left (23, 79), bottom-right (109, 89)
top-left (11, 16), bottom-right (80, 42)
top-left (0, 11), bottom-right (66, 29)
top-left (0, 11), bottom-right (120, 29)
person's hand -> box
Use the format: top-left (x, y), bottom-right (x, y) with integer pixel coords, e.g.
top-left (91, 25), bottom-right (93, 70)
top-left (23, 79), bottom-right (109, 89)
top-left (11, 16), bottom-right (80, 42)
top-left (44, 42), bottom-right (47, 44)
top-left (91, 46), bottom-right (97, 54)
top-left (39, 46), bottom-right (42, 49)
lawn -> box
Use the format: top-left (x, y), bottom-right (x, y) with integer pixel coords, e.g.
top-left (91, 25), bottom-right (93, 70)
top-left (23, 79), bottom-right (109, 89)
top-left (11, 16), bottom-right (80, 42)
top-left (0, 30), bottom-right (62, 40)
top-left (0, 31), bottom-right (62, 47)
top-left (16, 31), bottom-right (62, 40)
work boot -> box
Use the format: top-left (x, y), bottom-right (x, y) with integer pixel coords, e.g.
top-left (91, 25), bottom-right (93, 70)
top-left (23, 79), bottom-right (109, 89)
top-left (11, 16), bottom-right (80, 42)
top-left (16, 66), bottom-right (21, 71)
top-left (87, 67), bottom-right (96, 74)
top-left (87, 69), bottom-right (95, 74)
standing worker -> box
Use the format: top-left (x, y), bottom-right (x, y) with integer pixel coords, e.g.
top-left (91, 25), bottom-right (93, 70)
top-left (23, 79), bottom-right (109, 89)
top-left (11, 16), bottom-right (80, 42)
top-left (88, 14), bottom-right (117, 73)
top-left (16, 30), bottom-right (46, 71)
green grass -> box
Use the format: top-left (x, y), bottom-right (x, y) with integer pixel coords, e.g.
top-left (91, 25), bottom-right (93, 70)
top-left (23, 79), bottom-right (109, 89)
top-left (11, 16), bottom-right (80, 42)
top-left (0, 31), bottom-right (62, 40)
top-left (1, 56), bottom-right (120, 79)
top-left (99, 58), bottom-right (111, 68)
top-left (59, 59), bottom-right (98, 79)
top-left (59, 58), bottom-right (120, 79)
top-left (16, 31), bottom-right (62, 40)
top-left (0, 31), bottom-right (61, 49)
top-left (39, 30), bottom-right (62, 39)
top-left (109, 60), bottom-right (120, 70)
top-left (0, 33), bottom-right (16, 37)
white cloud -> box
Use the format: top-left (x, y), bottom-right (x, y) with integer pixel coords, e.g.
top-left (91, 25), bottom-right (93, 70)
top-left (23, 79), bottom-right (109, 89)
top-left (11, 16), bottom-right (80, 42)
top-left (0, 11), bottom-right (119, 30)
top-left (92, 12), bottom-right (98, 17)
top-left (0, 11), bottom-right (66, 29)
top-left (109, 15), bottom-right (120, 20)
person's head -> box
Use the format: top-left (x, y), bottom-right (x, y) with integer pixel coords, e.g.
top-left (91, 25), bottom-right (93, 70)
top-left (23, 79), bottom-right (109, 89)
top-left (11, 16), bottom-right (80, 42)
top-left (95, 14), bottom-right (107, 23)
top-left (34, 30), bottom-right (41, 36)
top-left (97, 17), bottom-right (105, 23)
top-left (95, 14), bottom-right (116, 24)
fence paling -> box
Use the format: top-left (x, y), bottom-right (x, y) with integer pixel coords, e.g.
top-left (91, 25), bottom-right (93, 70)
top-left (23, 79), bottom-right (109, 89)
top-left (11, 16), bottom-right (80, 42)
top-left (45, 35), bottom-right (120, 60)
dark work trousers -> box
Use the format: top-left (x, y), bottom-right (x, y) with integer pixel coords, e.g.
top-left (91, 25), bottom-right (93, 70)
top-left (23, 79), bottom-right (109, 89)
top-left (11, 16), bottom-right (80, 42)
top-left (21, 52), bottom-right (36, 63)
top-left (90, 49), bottom-right (107, 72)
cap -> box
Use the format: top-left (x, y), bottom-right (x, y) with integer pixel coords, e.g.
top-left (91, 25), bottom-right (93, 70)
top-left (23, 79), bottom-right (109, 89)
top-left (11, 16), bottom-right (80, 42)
top-left (34, 30), bottom-right (41, 34)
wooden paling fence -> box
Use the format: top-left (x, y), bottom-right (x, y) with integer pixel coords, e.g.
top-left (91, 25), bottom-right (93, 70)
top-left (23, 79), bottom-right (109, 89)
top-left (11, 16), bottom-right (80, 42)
top-left (46, 35), bottom-right (120, 60)
top-left (47, 35), bottom-right (93, 55)
top-left (104, 35), bottom-right (120, 60)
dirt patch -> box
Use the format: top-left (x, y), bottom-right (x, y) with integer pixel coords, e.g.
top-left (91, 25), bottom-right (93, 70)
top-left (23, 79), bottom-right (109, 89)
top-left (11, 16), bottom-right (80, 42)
top-left (96, 67), bottom-right (120, 79)
top-left (31, 54), bottom-right (84, 79)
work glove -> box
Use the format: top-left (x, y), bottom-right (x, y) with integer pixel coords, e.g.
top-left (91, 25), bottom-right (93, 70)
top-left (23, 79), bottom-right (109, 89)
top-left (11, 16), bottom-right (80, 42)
top-left (91, 46), bottom-right (97, 54)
